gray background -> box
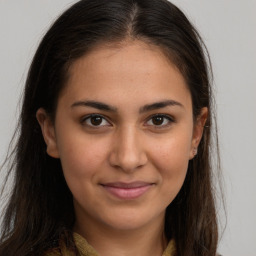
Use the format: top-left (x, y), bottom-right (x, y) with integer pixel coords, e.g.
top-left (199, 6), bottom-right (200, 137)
top-left (0, 1), bottom-right (255, 255)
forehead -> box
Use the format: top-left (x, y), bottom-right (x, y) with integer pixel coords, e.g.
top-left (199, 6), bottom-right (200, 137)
top-left (59, 40), bottom-right (192, 111)
top-left (68, 40), bottom-right (178, 79)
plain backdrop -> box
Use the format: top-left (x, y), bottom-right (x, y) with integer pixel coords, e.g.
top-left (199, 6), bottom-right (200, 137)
top-left (0, 1), bottom-right (255, 255)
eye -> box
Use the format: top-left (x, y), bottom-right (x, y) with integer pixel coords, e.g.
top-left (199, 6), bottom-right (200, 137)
top-left (146, 114), bottom-right (174, 127)
top-left (82, 114), bottom-right (111, 127)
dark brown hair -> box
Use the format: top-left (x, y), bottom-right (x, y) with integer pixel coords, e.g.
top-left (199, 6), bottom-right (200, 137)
top-left (0, 0), bottom-right (222, 255)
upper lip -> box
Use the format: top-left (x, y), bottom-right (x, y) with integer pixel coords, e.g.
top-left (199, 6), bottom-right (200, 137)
top-left (101, 181), bottom-right (154, 188)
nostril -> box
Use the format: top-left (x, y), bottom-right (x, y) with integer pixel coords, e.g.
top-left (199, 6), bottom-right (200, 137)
top-left (108, 148), bottom-right (147, 172)
top-left (108, 129), bottom-right (148, 172)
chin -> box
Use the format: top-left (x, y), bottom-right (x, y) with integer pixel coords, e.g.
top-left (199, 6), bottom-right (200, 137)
top-left (105, 217), bottom-right (148, 231)
top-left (101, 207), bottom-right (164, 232)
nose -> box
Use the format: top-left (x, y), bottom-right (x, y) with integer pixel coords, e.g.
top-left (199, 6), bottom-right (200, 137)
top-left (109, 126), bottom-right (148, 173)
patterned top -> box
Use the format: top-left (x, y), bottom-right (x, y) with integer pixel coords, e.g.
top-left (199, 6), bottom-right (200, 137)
top-left (46, 232), bottom-right (175, 256)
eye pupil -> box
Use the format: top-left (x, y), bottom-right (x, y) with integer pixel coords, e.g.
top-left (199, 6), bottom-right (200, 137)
top-left (152, 116), bottom-right (164, 125)
top-left (91, 116), bottom-right (102, 126)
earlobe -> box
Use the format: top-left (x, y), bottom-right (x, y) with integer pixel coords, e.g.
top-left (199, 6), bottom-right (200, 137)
top-left (189, 107), bottom-right (208, 159)
top-left (36, 108), bottom-right (60, 158)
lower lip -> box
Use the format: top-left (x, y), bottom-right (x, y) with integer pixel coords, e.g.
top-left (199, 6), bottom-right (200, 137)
top-left (102, 185), bottom-right (152, 200)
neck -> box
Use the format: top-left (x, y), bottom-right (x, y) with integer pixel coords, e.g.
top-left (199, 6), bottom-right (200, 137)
top-left (74, 214), bottom-right (167, 256)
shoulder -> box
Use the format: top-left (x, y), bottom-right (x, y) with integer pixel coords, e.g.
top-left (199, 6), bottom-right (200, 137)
top-left (162, 239), bottom-right (175, 256)
top-left (43, 248), bottom-right (61, 256)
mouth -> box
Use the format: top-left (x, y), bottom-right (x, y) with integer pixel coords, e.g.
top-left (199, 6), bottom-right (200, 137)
top-left (100, 181), bottom-right (154, 200)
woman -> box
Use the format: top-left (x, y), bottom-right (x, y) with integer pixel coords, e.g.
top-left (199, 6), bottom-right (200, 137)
top-left (0, 0), bottom-right (222, 255)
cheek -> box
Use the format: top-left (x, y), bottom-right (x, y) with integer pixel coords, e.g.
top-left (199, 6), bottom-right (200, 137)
top-left (56, 133), bottom-right (109, 183)
top-left (150, 130), bottom-right (192, 168)
top-left (149, 132), bottom-right (192, 196)
top-left (156, 144), bottom-right (189, 183)
top-left (57, 137), bottom-right (111, 208)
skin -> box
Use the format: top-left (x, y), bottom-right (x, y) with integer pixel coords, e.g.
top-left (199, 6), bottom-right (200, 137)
top-left (37, 41), bottom-right (207, 256)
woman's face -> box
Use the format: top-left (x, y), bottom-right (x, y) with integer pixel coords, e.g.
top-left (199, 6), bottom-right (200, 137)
top-left (37, 41), bottom-right (206, 234)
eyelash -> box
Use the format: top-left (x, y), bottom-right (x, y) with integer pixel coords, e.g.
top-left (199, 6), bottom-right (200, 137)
top-left (145, 114), bottom-right (174, 128)
top-left (81, 114), bottom-right (175, 129)
top-left (81, 114), bottom-right (111, 128)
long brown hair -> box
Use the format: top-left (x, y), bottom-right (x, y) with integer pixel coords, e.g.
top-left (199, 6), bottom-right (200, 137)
top-left (0, 0), bottom-right (222, 255)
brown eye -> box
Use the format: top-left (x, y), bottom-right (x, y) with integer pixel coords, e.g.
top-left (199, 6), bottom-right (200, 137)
top-left (91, 116), bottom-right (103, 126)
top-left (152, 116), bottom-right (164, 125)
top-left (146, 114), bottom-right (174, 127)
top-left (83, 115), bottom-right (110, 127)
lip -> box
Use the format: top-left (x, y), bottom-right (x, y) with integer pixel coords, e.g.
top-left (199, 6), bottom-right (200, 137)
top-left (100, 182), bottom-right (154, 200)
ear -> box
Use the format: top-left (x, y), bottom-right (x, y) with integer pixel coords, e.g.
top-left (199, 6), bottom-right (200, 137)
top-left (189, 107), bottom-right (208, 159)
top-left (36, 108), bottom-right (60, 158)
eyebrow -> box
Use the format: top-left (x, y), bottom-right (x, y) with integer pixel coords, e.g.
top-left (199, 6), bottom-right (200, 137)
top-left (71, 100), bottom-right (117, 112)
top-left (71, 99), bottom-right (183, 113)
top-left (139, 100), bottom-right (184, 113)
